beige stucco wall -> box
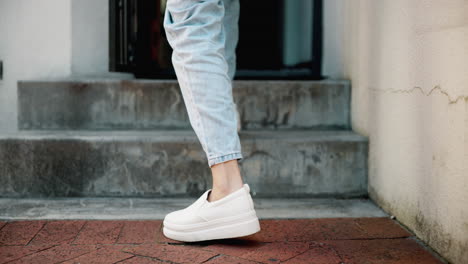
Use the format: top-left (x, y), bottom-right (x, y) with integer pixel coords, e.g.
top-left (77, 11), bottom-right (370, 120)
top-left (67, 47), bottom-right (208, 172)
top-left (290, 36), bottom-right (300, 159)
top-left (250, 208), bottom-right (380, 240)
top-left (0, 0), bottom-right (72, 132)
top-left (0, 0), bottom-right (117, 133)
top-left (71, 0), bottom-right (110, 76)
top-left (334, 0), bottom-right (468, 263)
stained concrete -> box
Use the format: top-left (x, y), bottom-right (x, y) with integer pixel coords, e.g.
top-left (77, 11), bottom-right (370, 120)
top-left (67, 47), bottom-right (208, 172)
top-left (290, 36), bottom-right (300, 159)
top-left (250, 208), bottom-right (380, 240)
top-left (338, 2), bottom-right (468, 263)
top-left (0, 130), bottom-right (367, 198)
top-left (18, 79), bottom-right (350, 130)
top-left (0, 198), bottom-right (386, 220)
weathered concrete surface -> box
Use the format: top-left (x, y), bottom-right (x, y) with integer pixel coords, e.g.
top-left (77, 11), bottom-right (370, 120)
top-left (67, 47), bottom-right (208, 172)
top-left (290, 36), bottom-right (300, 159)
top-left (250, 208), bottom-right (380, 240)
top-left (336, 1), bottom-right (468, 263)
top-left (0, 130), bottom-right (367, 198)
top-left (0, 198), bottom-right (386, 220)
top-left (18, 79), bottom-right (350, 130)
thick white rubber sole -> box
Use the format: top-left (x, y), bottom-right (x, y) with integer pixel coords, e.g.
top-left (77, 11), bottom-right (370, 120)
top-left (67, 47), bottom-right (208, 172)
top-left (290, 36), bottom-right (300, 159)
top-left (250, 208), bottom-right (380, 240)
top-left (163, 215), bottom-right (261, 242)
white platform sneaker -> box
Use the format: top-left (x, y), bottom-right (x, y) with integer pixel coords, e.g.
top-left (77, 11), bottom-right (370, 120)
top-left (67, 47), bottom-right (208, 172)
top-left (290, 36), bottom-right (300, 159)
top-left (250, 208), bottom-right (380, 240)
top-left (163, 184), bottom-right (261, 242)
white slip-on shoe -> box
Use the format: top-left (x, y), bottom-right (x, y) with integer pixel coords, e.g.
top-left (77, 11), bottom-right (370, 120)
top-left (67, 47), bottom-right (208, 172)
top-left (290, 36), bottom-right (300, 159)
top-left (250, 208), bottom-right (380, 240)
top-left (163, 184), bottom-right (261, 242)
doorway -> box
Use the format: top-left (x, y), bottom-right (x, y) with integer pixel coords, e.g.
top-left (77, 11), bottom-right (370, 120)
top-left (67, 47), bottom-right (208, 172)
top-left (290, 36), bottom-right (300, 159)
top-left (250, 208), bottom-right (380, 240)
top-left (109, 0), bottom-right (323, 79)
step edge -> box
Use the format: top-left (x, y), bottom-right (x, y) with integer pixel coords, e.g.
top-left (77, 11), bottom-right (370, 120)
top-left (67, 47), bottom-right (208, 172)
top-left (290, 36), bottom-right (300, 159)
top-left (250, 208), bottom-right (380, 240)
top-left (0, 130), bottom-right (368, 142)
top-left (18, 78), bottom-right (351, 86)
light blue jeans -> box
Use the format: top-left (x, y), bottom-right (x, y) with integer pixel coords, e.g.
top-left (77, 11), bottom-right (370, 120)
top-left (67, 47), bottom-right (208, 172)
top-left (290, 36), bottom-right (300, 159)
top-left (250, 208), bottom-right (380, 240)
top-left (163, 0), bottom-right (242, 167)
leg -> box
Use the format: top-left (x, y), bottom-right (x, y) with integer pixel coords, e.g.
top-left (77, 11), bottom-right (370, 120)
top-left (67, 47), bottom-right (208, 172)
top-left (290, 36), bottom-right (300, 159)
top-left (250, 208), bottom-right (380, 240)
top-left (210, 0), bottom-right (243, 201)
top-left (223, 0), bottom-right (240, 81)
top-left (164, 0), bottom-right (242, 201)
top-left (162, 1), bottom-right (260, 242)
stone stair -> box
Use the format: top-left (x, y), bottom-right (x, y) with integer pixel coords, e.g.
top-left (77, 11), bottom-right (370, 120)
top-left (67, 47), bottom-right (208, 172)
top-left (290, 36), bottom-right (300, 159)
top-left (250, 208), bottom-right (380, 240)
top-left (18, 80), bottom-right (350, 130)
top-left (0, 79), bottom-right (367, 198)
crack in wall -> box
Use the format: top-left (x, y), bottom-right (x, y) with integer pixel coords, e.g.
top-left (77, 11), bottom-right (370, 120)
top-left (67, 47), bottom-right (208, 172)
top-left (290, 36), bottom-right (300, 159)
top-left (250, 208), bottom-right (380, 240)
top-left (370, 85), bottom-right (468, 105)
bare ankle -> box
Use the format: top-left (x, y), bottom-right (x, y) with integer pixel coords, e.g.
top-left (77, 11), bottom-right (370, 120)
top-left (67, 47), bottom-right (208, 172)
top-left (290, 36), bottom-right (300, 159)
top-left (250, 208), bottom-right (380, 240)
top-left (209, 160), bottom-right (244, 202)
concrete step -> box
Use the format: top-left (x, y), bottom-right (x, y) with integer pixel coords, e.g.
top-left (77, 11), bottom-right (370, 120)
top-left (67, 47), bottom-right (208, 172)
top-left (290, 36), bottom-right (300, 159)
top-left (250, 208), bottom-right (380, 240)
top-left (0, 130), bottom-right (367, 198)
top-left (0, 198), bottom-right (386, 220)
top-left (18, 79), bottom-right (350, 131)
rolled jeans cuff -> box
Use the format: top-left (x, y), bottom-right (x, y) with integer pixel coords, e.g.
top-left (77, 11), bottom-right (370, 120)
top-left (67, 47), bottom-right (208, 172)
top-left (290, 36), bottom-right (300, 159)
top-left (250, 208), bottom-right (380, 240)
top-left (208, 152), bottom-right (243, 167)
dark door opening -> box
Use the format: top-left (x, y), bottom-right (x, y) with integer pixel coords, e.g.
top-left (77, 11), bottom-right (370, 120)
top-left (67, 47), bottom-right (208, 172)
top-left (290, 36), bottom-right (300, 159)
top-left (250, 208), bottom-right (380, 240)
top-left (110, 0), bottom-right (323, 80)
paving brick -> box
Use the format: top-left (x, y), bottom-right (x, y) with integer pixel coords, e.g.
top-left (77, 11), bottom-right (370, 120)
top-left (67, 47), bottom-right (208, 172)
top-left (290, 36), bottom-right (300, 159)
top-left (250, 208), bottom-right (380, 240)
top-left (117, 221), bottom-right (160, 244)
top-left (154, 225), bottom-right (184, 244)
top-left (245, 220), bottom-right (325, 242)
top-left (118, 256), bottom-right (166, 263)
top-left (8, 244), bottom-right (98, 264)
top-left (123, 243), bottom-right (217, 264)
top-left (0, 221), bottom-right (6, 229)
top-left (243, 220), bottom-right (289, 242)
top-left (0, 245), bottom-right (52, 263)
top-left (326, 238), bottom-right (444, 264)
top-left (246, 219), bottom-right (370, 242)
top-left (73, 221), bottom-right (124, 245)
top-left (29, 220), bottom-right (86, 246)
top-left (282, 242), bottom-right (342, 264)
top-left (0, 221), bottom-right (46, 246)
top-left (204, 255), bottom-right (259, 264)
top-left (313, 218), bottom-right (370, 240)
top-left (203, 239), bottom-right (265, 258)
top-left (248, 218), bottom-right (408, 242)
top-left (242, 242), bottom-right (311, 263)
top-left (62, 245), bottom-right (133, 264)
top-left (0, 218), bottom-right (447, 263)
top-left (355, 217), bottom-right (412, 238)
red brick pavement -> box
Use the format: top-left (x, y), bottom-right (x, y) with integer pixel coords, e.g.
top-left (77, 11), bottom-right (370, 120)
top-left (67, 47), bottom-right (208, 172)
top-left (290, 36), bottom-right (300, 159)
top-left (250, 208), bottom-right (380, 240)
top-left (0, 218), bottom-right (444, 264)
